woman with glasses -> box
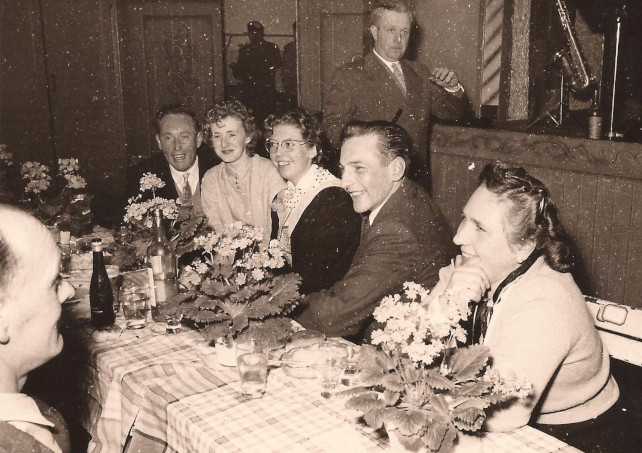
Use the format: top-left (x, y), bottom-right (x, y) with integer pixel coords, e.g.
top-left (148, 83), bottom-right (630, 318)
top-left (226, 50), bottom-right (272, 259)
top-left (265, 110), bottom-right (361, 294)
top-left (201, 100), bottom-right (285, 240)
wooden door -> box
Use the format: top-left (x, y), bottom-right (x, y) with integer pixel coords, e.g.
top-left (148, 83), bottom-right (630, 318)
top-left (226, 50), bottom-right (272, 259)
top-left (0, 0), bottom-right (55, 164)
top-left (298, 0), bottom-right (371, 113)
top-left (117, 1), bottom-right (224, 159)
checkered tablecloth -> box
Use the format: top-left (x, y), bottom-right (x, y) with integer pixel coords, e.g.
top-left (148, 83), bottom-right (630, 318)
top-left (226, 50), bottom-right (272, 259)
top-left (78, 321), bottom-right (583, 453)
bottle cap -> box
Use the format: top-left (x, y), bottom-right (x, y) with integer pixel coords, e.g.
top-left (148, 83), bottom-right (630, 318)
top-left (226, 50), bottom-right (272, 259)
top-left (91, 238), bottom-right (103, 252)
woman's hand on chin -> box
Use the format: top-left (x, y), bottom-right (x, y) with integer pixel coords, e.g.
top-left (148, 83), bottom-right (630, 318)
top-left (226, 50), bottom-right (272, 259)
top-left (444, 255), bottom-right (490, 303)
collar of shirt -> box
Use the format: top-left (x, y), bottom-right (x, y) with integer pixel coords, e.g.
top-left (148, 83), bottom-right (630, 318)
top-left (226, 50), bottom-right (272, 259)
top-left (291, 164), bottom-right (319, 192)
top-left (367, 180), bottom-right (402, 225)
top-left (373, 49), bottom-right (400, 73)
top-left (169, 156), bottom-right (199, 195)
top-left (0, 393), bottom-right (54, 427)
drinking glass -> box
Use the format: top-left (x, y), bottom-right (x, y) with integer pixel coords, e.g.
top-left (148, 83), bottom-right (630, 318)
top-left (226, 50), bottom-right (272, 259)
top-left (106, 265), bottom-right (121, 314)
top-left (121, 287), bottom-right (147, 329)
top-left (314, 343), bottom-right (347, 397)
top-left (165, 314), bottom-right (182, 334)
top-left (342, 345), bottom-right (360, 387)
top-left (236, 338), bottom-right (268, 398)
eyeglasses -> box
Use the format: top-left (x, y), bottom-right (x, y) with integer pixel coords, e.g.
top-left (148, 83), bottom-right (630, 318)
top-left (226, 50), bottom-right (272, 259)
top-left (265, 139), bottom-right (313, 154)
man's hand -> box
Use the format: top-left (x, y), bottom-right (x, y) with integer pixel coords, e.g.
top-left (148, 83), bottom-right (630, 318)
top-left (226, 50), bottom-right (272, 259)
top-left (430, 67), bottom-right (460, 89)
top-left (443, 255), bottom-right (490, 303)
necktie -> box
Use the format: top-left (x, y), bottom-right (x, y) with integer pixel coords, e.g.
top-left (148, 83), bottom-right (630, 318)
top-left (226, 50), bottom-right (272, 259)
top-left (391, 62), bottom-right (406, 95)
top-left (181, 173), bottom-right (192, 207)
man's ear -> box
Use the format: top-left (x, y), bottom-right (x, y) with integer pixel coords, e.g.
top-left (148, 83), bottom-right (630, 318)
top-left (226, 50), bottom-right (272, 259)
top-left (0, 312), bottom-right (10, 345)
top-left (155, 134), bottom-right (162, 150)
top-left (370, 25), bottom-right (378, 43)
top-left (196, 131), bottom-right (203, 148)
top-left (390, 156), bottom-right (405, 182)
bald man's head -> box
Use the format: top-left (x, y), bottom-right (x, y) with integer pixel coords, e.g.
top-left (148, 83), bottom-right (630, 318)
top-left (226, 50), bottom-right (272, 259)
top-left (0, 205), bottom-right (57, 307)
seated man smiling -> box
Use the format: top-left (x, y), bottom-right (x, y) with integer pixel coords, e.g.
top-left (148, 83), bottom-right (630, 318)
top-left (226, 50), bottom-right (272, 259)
top-left (0, 205), bottom-right (76, 452)
top-left (295, 121), bottom-right (456, 343)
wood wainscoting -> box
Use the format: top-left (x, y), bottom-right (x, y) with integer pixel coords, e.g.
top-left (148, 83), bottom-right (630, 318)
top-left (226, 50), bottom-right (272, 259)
top-left (430, 124), bottom-right (642, 309)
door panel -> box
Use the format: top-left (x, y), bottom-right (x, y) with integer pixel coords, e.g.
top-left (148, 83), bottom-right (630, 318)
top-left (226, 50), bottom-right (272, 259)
top-left (118, 1), bottom-right (223, 158)
top-left (299, 0), bottom-right (369, 113)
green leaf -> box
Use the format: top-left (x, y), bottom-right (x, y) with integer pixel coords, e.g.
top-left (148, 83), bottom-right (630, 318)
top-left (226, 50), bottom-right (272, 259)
top-left (230, 313), bottom-right (249, 335)
top-left (363, 409), bottom-right (386, 430)
top-left (452, 380), bottom-right (493, 398)
top-left (201, 279), bottom-right (233, 297)
top-left (345, 392), bottom-right (386, 412)
top-left (380, 374), bottom-right (405, 392)
top-left (423, 424), bottom-right (457, 453)
top-left (428, 395), bottom-right (451, 424)
top-left (382, 390), bottom-right (401, 406)
top-left (423, 369), bottom-right (455, 391)
top-left (452, 407), bottom-right (486, 431)
top-left (387, 409), bottom-right (428, 437)
top-left (447, 345), bottom-right (490, 382)
top-left (422, 420), bottom-right (449, 452)
top-left (201, 323), bottom-right (231, 342)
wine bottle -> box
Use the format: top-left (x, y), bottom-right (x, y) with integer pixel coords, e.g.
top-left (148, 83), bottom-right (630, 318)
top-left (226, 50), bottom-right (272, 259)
top-left (588, 88), bottom-right (602, 140)
top-left (90, 238), bottom-right (115, 327)
top-left (146, 208), bottom-right (178, 322)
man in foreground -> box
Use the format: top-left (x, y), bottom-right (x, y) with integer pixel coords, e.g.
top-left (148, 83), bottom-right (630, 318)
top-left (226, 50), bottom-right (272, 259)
top-left (296, 121), bottom-right (456, 343)
top-left (322, 0), bottom-right (465, 189)
top-left (0, 204), bottom-right (76, 452)
top-left (125, 104), bottom-right (219, 214)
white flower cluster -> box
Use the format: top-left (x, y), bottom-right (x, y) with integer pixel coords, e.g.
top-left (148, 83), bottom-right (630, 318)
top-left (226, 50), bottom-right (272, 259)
top-left (190, 223), bottom-right (287, 288)
top-left (0, 145), bottom-right (12, 167)
top-left (139, 172), bottom-right (166, 192)
top-left (58, 158), bottom-right (87, 189)
top-left (123, 195), bottom-right (178, 227)
top-left (21, 161), bottom-right (52, 194)
top-left (371, 282), bottom-right (469, 366)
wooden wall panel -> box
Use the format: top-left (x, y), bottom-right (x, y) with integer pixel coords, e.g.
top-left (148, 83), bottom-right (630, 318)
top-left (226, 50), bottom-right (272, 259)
top-left (430, 124), bottom-right (642, 308)
top-left (0, 0), bottom-right (54, 164)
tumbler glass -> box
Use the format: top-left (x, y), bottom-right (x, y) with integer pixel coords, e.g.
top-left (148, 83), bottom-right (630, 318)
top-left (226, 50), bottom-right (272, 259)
top-left (236, 338), bottom-right (268, 398)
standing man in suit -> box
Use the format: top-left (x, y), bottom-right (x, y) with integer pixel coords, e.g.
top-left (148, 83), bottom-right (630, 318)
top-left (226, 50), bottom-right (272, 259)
top-left (125, 104), bottom-right (220, 215)
top-left (322, 0), bottom-right (465, 189)
top-left (296, 121), bottom-right (457, 344)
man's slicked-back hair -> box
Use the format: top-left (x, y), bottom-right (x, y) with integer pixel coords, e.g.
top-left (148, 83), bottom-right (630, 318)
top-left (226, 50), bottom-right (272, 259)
top-left (340, 120), bottom-right (411, 175)
top-left (154, 104), bottom-right (200, 134)
top-left (370, 0), bottom-right (414, 27)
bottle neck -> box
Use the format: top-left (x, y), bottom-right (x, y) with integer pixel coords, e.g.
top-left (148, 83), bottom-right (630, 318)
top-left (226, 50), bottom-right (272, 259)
top-left (153, 217), bottom-right (167, 242)
top-left (93, 250), bottom-right (105, 268)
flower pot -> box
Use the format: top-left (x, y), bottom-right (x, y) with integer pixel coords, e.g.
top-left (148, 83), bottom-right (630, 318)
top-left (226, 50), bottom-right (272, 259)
top-left (387, 427), bottom-right (481, 453)
top-left (215, 338), bottom-right (237, 367)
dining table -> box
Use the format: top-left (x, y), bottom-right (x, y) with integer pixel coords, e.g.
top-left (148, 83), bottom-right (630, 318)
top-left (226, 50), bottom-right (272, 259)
top-left (62, 271), bottom-right (583, 453)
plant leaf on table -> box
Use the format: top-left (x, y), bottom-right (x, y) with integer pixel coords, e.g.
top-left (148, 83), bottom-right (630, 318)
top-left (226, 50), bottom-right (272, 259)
top-left (344, 282), bottom-right (532, 452)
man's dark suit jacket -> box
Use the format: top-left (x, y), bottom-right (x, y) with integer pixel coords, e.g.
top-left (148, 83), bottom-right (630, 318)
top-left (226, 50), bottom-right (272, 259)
top-left (125, 147), bottom-right (220, 204)
top-left (322, 52), bottom-right (465, 188)
top-left (295, 179), bottom-right (458, 344)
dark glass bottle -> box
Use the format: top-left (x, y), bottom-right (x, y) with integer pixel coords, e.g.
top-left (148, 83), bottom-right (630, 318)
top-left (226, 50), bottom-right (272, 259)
top-left (146, 209), bottom-right (178, 322)
top-left (90, 238), bottom-right (115, 327)
top-left (588, 89), bottom-right (603, 140)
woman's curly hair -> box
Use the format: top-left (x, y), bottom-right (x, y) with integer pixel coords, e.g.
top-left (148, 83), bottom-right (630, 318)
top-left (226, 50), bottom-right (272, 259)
top-left (479, 161), bottom-right (574, 272)
top-left (264, 109), bottom-right (330, 168)
top-left (202, 99), bottom-right (260, 156)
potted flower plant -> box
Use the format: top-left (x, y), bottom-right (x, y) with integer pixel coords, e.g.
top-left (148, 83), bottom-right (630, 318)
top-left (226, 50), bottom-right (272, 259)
top-left (159, 222), bottom-right (301, 365)
top-left (344, 282), bottom-right (531, 453)
top-left (118, 172), bottom-right (209, 270)
top-left (18, 157), bottom-right (92, 236)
